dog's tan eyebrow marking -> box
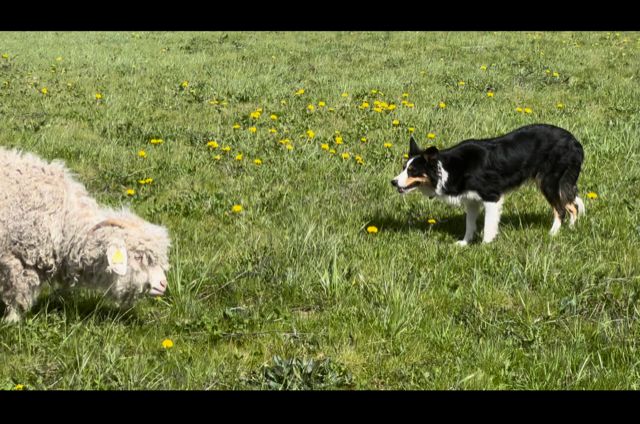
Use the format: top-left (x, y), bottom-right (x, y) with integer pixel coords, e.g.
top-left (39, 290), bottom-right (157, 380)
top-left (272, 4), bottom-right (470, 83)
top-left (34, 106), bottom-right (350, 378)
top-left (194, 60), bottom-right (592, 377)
top-left (405, 176), bottom-right (429, 186)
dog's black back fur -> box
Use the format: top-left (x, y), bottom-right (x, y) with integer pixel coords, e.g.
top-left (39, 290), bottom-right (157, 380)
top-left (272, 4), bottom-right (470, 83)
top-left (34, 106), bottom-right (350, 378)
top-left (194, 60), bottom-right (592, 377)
top-left (415, 124), bottom-right (584, 217)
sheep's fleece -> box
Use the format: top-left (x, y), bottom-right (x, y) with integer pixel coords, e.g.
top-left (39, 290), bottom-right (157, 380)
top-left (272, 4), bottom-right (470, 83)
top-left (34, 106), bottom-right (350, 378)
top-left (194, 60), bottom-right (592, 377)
top-left (0, 148), bottom-right (171, 322)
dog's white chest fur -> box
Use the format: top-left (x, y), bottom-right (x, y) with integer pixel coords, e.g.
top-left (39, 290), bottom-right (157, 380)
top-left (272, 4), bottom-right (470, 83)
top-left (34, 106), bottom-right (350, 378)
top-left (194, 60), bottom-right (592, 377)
top-left (433, 161), bottom-right (482, 207)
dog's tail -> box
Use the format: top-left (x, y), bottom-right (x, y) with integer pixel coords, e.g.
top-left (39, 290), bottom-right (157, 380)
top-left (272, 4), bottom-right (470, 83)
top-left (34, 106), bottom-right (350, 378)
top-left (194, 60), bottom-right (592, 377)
top-left (559, 138), bottom-right (585, 218)
top-left (574, 196), bottom-right (585, 216)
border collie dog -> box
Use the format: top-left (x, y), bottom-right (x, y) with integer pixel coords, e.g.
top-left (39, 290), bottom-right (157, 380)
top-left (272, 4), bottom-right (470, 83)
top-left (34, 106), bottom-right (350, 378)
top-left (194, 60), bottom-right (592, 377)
top-left (391, 124), bottom-right (585, 245)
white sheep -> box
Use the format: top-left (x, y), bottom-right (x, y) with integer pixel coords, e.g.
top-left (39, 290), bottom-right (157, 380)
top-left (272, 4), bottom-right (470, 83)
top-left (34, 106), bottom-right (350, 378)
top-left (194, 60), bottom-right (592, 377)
top-left (0, 147), bottom-right (171, 323)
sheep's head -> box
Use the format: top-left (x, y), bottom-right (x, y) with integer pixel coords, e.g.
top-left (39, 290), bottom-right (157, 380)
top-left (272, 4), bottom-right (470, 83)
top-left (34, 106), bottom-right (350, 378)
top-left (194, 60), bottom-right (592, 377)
top-left (87, 213), bottom-right (171, 306)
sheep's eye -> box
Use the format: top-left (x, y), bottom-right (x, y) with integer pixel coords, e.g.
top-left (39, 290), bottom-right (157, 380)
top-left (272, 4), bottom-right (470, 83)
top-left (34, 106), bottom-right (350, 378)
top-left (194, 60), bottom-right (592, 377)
top-left (134, 254), bottom-right (144, 262)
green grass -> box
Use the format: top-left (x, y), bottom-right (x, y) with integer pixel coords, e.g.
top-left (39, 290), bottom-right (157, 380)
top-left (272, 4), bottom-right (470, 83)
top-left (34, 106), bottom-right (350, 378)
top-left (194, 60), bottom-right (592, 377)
top-left (1, 31), bottom-right (640, 390)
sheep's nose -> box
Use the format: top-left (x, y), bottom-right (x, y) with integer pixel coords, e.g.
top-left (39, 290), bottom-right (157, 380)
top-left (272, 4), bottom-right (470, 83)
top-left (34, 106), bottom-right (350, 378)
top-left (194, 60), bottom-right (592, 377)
top-left (149, 280), bottom-right (167, 297)
top-left (391, 179), bottom-right (398, 187)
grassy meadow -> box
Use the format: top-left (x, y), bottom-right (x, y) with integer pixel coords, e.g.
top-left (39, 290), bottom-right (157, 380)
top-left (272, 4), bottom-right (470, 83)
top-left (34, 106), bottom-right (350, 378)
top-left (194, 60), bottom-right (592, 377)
top-left (0, 31), bottom-right (639, 389)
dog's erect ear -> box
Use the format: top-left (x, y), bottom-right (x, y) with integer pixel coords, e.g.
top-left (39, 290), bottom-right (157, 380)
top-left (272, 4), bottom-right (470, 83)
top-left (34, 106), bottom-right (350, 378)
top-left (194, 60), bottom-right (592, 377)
top-left (424, 146), bottom-right (439, 162)
top-left (409, 136), bottom-right (421, 157)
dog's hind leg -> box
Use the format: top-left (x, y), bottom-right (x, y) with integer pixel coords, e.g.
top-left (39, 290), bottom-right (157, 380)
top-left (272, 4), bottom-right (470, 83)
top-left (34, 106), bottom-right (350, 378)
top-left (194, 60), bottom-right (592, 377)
top-left (540, 174), bottom-right (566, 236)
top-left (482, 197), bottom-right (504, 244)
top-left (456, 201), bottom-right (481, 246)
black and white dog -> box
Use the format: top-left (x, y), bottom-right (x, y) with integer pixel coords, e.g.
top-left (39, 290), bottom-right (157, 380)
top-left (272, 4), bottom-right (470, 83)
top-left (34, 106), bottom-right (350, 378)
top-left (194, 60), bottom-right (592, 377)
top-left (391, 124), bottom-right (585, 245)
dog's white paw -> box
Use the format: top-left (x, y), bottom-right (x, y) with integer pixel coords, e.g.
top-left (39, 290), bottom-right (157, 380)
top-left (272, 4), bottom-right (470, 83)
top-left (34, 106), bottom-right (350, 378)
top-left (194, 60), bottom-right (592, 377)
top-left (455, 240), bottom-right (469, 247)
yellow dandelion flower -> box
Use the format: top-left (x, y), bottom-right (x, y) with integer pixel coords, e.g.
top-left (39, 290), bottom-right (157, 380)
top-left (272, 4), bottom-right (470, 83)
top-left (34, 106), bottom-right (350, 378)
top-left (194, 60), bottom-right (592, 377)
top-left (321, 143), bottom-right (329, 150)
top-left (213, 154), bottom-right (222, 160)
top-left (279, 138), bottom-right (291, 145)
top-left (556, 102), bottom-right (565, 109)
top-left (250, 111), bottom-right (261, 119)
top-left (366, 226), bottom-right (379, 234)
top-left (402, 92), bottom-right (409, 98)
top-left (248, 127), bottom-right (257, 133)
top-left (207, 141), bottom-right (219, 149)
top-left (359, 101), bottom-right (370, 109)
top-left (524, 107), bottom-right (532, 114)
top-left (286, 145), bottom-right (293, 151)
top-left (458, 81), bottom-right (465, 86)
top-left (438, 101), bottom-right (446, 109)
top-left (403, 153), bottom-right (409, 159)
top-left (371, 89), bottom-right (378, 94)
top-left (232, 204), bottom-right (243, 213)
top-left (401, 100), bottom-right (408, 106)
top-left (232, 123), bottom-right (241, 130)
top-left (373, 107), bottom-right (383, 113)
top-left (138, 150), bottom-right (147, 158)
top-left (95, 92), bottom-right (103, 100)
top-left (235, 153), bottom-right (243, 161)
top-left (516, 107), bottom-right (523, 113)
top-left (307, 104), bottom-right (315, 112)
top-left (270, 114), bottom-right (278, 120)
top-left (126, 189), bottom-right (135, 196)
top-left (329, 149), bottom-right (336, 155)
top-left (306, 129), bottom-right (315, 139)
top-left (388, 103), bottom-right (397, 111)
top-left (1, 53), bottom-right (9, 59)
top-left (181, 80), bottom-right (189, 88)
top-left (427, 218), bottom-right (437, 225)
top-left (269, 128), bottom-right (277, 134)
top-left (383, 142), bottom-right (393, 148)
top-left (335, 136), bottom-right (343, 145)
top-left (406, 102), bottom-right (415, 108)
top-left (480, 65), bottom-right (487, 71)
top-left (222, 146), bottom-right (231, 152)
top-left (545, 69), bottom-right (551, 75)
top-left (328, 107), bottom-right (335, 112)
top-left (341, 92), bottom-right (349, 97)
top-left (295, 88), bottom-right (305, 95)
top-left (14, 384), bottom-right (24, 390)
top-left (487, 91), bottom-right (495, 97)
top-left (392, 119), bottom-right (400, 126)
top-left (427, 133), bottom-right (436, 139)
top-left (41, 87), bottom-right (48, 95)
top-left (552, 71), bottom-right (560, 78)
top-left (586, 192), bottom-right (598, 199)
top-left (408, 127), bottom-right (415, 133)
top-left (150, 138), bottom-right (164, 145)
top-left (162, 338), bottom-right (174, 349)
top-left (254, 159), bottom-right (262, 165)
top-left (318, 101), bottom-right (326, 107)
top-left (360, 137), bottom-right (367, 143)
top-left (341, 152), bottom-right (350, 160)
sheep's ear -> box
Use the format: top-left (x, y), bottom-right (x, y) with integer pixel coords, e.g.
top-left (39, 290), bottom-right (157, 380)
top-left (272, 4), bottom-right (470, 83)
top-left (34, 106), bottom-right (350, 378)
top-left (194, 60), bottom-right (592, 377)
top-left (107, 244), bottom-right (128, 276)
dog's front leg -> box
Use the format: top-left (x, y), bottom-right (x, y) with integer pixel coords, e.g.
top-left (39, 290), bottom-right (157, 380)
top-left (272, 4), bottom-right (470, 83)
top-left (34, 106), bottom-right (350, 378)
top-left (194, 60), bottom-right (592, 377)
top-left (456, 201), bottom-right (481, 246)
top-left (482, 197), bottom-right (504, 243)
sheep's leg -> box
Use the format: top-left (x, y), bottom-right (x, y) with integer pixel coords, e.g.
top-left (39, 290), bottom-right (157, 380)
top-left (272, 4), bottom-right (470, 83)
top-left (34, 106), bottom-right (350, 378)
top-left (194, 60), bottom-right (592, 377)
top-left (0, 254), bottom-right (42, 323)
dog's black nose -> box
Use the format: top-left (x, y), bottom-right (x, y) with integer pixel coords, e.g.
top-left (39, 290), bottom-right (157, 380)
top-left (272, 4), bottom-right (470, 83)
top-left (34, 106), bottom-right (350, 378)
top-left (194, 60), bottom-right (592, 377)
top-left (391, 179), bottom-right (398, 187)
